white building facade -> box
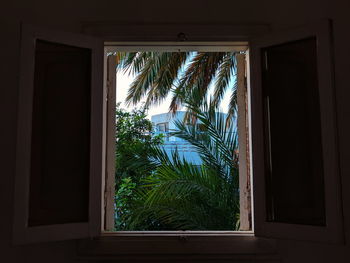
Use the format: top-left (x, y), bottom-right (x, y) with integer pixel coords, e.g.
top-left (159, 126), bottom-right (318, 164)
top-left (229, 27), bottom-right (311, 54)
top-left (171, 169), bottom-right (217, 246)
top-left (151, 111), bottom-right (202, 165)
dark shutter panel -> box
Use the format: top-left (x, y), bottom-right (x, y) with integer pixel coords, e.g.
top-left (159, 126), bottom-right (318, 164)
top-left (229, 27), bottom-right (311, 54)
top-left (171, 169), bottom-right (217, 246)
top-left (13, 25), bottom-right (103, 244)
top-left (251, 20), bottom-right (343, 243)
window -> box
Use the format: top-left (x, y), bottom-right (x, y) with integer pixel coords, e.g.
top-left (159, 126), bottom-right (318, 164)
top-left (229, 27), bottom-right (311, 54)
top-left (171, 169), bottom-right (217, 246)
top-left (13, 21), bottom-right (343, 258)
top-left (106, 46), bottom-right (251, 232)
top-left (156, 122), bottom-right (169, 141)
top-left (156, 122), bottom-right (169, 132)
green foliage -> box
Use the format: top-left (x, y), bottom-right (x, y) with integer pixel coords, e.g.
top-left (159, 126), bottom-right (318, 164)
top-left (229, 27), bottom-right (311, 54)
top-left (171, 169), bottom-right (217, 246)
top-left (123, 104), bottom-right (240, 230)
top-left (114, 105), bottom-right (164, 230)
top-left (115, 177), bottom-right (136, 230)
top-left (115, 104), bottom-right (163, 185)
top-left (115, 51), bottom-right (241, 230)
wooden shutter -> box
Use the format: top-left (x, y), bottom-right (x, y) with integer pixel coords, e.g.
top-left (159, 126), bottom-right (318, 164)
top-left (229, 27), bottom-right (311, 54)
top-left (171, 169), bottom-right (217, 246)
top-left (250, 20), bottom-right (344, 243)
top-left (13, 25), bottom-right (104, 244)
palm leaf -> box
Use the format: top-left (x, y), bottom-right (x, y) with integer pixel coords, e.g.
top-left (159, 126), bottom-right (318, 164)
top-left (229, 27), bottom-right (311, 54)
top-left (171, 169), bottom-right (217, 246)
top-left (125, 103), bottom-right (240, 230)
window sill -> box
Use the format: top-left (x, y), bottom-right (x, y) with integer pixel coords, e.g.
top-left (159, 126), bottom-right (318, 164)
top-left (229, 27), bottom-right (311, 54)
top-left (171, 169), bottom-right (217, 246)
top-left (77, 231), bottom-right (279, 262)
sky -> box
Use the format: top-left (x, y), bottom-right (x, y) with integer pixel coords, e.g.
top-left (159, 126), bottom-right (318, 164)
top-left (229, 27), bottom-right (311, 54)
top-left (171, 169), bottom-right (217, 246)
top-left (116, 58), bottom-right (234, 120)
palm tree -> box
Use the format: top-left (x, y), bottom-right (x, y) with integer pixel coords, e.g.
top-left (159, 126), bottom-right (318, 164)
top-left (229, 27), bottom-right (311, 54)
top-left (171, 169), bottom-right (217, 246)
top-left (124, 103), bottom-right (240, 230)
top-left (117, 51), bottom-right (238, 118)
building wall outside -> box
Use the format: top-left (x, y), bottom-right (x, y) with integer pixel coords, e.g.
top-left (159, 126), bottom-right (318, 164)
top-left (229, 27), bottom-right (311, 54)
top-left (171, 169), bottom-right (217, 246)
top-left (152, 111), bottom-right (202, 165)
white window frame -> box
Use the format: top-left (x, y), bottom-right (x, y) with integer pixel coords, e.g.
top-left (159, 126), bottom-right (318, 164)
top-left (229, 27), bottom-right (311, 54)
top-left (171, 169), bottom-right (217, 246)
top-left (81, 37), bottom-right (272, 261)
top-left (103, 43), bottom-right (252, 235)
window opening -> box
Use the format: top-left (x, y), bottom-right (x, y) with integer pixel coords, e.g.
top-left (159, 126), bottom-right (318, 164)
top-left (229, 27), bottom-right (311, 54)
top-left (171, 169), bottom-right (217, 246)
top-left (104, 44), bottom-right (252, 232)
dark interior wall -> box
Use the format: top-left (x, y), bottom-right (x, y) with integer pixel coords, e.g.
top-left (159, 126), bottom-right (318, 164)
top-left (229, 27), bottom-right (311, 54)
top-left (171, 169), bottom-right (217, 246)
top-left (1, 0), bottom-right (350, 262)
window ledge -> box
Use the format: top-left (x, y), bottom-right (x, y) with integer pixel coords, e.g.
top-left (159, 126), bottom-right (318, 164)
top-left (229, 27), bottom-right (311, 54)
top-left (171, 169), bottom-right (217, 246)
top-left (77, 232), bottom-right (279, 262)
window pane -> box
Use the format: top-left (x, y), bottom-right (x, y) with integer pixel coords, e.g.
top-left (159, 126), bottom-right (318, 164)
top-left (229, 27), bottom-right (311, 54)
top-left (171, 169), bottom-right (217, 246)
top-left (262, 38), bottom-right (326, 226)
top-left (28, 40), bottom-right (91, 226)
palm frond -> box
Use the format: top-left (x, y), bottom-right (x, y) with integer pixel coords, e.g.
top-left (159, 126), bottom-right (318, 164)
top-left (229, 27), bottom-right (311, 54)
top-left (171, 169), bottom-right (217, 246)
top-left (212, 53), bottom-right (237, 108)
top-left (128, 148), bottom-right (239, 230)
top-left (118, 51), bottom-right (239, 116)
top-left (176, 102), bottom-right (238, 171)
top-left (124, 102), bottom-right (240, 230)
top-left (118, 52), bottom-right (189, 107)
top-left (169, 52), bottom-right (228, 112)
top-left (144, 52), bottom-right (190, 108)
top-left (226, 86), bottom-right (238, 121)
